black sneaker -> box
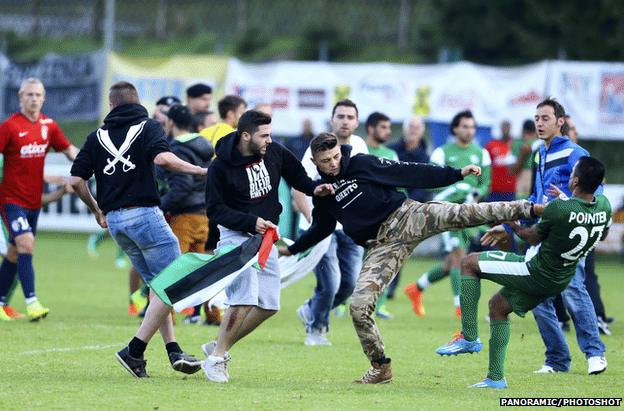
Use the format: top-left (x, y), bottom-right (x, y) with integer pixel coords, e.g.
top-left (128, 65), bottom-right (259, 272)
top-left (115, 347), bottom-right (148, 378)
top-left (169, 351), bottom-right (202, 374)
top-left (559, 321), bottom-right (570, 333)
top-left (597, 317), bottom-right (612, 336)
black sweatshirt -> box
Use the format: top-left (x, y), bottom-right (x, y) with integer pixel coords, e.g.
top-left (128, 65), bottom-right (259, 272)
top-left (288, 145), bottom-right (464, 251)
top-left (206, 131), bottom-right (319, 234)
top-left (71, 103), bottom-right (170, 214)
top-left (161, 133), bottom-right (213, 215)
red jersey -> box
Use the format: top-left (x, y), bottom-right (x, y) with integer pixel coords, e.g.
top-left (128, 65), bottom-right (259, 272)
top-left (0, 112), bottom-right (70, 209)
top-left (485, 139), bottom-right (516, 193)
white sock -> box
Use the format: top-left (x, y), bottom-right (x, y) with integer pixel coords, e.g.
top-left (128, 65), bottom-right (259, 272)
top-left (453, 295), bottom-right (460, 307)
top-left (25, 297), bottom-right (38, 305)
top-left (417, 274), bottom-right (430, 290)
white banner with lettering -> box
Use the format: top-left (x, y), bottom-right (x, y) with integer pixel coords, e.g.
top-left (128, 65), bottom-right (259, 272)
top-left (546, 61), bottom-right (624, 140)
top-left (225, 59), bottom-right (624, 139)
top-left (39, 154), bottom-right (100, 233)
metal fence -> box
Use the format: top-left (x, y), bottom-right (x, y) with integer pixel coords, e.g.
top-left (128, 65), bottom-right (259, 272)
top-left (0, 0), bottom-right (438, 59)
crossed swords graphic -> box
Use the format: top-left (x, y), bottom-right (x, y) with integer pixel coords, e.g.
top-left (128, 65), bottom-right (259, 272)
top-left (96, 121), bottom-right (146, 175)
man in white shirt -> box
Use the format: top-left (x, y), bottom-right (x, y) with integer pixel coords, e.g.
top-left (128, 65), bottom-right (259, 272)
top-left (291, 99), bottom-right (367, 346)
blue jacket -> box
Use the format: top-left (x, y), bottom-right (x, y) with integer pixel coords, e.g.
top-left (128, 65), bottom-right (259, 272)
top-left (529, 136), bottom-right (600, 205)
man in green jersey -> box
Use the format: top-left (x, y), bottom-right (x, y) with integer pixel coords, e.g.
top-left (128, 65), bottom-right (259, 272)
top-left (365, 111), bottom-right (400, 319)
top-left (509, 120), bottom-right (538, 199)
top-left (435, 156), bottom-right (611, 389)
top-left (404, 110), bottom-right (491, 318)
top-left (365, 112), bottom-right (399, 162)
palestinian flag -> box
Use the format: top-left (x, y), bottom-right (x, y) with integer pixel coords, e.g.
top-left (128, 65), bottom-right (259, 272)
top-left (279, 235), bottom-right (332, 289)
top-left (150, 228), bottom-right (278, 312)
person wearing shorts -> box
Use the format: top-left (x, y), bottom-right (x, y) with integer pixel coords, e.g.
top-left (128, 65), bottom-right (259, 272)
top-left (436, 156), bottom-right (611, 389)
top-left (202, 110), bottom-right (333, 383)
top-left (0, 78), bottom-right (79, 322)
top-left (404, 110), bottom-right (491, 319)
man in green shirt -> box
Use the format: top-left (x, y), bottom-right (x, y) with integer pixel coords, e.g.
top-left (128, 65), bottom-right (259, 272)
top-left (365, 112), bottom-right (399, 162)
top-left (404, 110), bottom-right (491, 318)
top-left (509, 120), bottom-right (538, 199)
top-left (436, 156), bottom-right (611, 389)
top-left (365, 112), bottom-right (400, 319)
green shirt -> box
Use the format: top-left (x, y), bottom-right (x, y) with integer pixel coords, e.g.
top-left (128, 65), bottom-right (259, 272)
top-left (430, 141), bottom-right (492, 203)
top-left (511, 138), bottom-right (535, 170)
top-left (367, 144), bottom-right (399, 162)
top-left (367, 143), bottom-right (405, 195)
top-left (530, 195), bottom-right (612, 291)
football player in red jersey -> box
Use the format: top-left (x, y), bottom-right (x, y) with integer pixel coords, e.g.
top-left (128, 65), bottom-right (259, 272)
top-left (0, 77), bottom-right (79, 321)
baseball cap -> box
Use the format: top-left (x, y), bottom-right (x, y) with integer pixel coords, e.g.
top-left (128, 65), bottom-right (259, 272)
top-left (155, 95), bottom-right (181, 106)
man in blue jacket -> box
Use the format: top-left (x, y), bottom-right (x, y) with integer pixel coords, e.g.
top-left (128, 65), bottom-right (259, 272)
top-left (486, 98), bottom-right (607, 375)
top-left (279, 132), bottom-right (543, 384)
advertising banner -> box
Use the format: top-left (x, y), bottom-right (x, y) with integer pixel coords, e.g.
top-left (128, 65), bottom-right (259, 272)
top-left (547, 61), bottom-right (624, 140)
top-left (0, 51), bottom-right (104, 121)
top-left (104, 53), bottom-right (230, 119)
top-left (225, 59), bottom-right (551, 138)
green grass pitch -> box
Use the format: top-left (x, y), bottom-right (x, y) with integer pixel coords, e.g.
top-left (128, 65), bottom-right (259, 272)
top-left (1, 233), bottom-right (622, 410)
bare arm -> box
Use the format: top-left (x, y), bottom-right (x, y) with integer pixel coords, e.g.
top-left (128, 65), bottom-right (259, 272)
top-left (508, 144), bottom-right (531, 176)
top-left (70, 176), bottom-right (107, 228)
top-left (41, 185), bottom-right (68, 205)
top-left (154, 151), bottom-right (207, 176)
top-left (63, 145), bottom-right (80, 161)
top-left (291, 189), bottom-right (312, 223)
top-left (507, 221), bottom-right (541, 246)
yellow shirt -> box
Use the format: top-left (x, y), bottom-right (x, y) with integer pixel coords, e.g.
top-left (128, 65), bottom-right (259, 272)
top-left (199, 122), bottom-right (236, 156)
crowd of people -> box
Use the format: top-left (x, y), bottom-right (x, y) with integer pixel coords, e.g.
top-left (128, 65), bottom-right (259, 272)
top-left (0, 77), bottom-right (615, 388)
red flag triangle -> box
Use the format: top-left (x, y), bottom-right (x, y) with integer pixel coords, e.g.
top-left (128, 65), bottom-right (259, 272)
top-left (258, 227), bottom-right (279, 269)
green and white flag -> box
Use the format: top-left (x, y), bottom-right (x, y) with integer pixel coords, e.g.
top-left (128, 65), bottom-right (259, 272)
top-left (279, 236), bottom-right (332, 288)
top-left (150, 228), bottom-right (278, 312)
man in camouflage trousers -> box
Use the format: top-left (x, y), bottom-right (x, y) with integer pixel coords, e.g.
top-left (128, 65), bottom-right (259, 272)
top-left (279, 133), bottom-right (543, 384)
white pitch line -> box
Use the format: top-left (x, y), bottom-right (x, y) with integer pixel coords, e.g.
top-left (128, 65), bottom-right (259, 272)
top-left (21, 343), bottom-right (121, 355)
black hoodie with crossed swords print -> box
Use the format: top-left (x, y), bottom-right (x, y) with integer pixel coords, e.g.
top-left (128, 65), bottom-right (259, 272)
top-left (71, 103), bottom-right (170, 214)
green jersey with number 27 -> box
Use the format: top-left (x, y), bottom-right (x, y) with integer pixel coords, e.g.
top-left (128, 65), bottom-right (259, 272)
top-left (530, 195), bottom-right (612, 289)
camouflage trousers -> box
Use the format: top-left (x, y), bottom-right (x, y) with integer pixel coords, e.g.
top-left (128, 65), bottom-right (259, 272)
top-left (349, 199), bottom-right (534, 362)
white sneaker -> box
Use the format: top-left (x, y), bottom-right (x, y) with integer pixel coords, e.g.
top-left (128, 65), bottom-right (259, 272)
top-left (534, 365), bottom-right (559, 374)
top-left (296, 302), bottom-right (312, 327)
top-left (203, 355), bottom-right (230, 383)
top-left (201, 341), bottom-right (231, 376)
top-left (587, 356), bottom-right (607, 375)
top-left (304, 329), bottom-right (332, 346)
top-left (201, 341), bottom-right (217, 357)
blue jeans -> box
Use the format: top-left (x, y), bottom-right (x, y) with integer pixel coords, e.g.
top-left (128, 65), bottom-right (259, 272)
top-left (532, 258), bottom-right (605, 371)
top-left (107, 207), bottom-right (180, 283)
top-left (308, 230), bottom-right (363, 331)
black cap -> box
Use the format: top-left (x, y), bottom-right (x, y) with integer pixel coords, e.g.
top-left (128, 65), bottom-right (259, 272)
top-left (155, 95), bottom-right (181, 106)
top-left (167, 104), bottom-right (193, 130)
top-left (186, 83), bottom-right (212, 98)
